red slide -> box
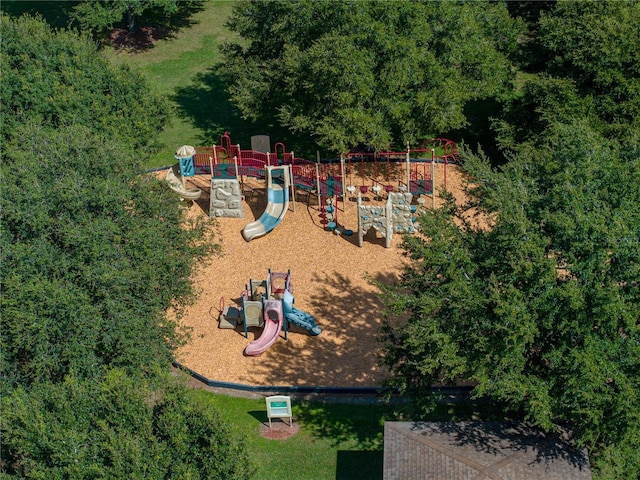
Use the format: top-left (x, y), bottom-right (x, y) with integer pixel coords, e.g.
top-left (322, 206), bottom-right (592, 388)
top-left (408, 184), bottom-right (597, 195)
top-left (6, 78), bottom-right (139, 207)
top-left (244, 299), bottom-right (283, 356)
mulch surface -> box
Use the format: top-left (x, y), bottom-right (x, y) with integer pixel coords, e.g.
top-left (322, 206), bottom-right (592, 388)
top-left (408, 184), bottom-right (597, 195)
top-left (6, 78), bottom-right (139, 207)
top-left (163, 163), bottom-right (468, 389)
top-left (259, 420), bottom-right (300, 440)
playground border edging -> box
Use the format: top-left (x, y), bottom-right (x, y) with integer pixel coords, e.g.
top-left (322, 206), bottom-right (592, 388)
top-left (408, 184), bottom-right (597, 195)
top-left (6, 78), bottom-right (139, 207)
top-left (172, 360), bottom-right (474, 403)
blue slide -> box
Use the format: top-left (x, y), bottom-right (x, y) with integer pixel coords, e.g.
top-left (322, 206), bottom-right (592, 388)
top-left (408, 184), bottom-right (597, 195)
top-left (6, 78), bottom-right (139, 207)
top-left (242, 166), bottom-right (290, 241)
top-left (282, 290), bottom-right (321, 336)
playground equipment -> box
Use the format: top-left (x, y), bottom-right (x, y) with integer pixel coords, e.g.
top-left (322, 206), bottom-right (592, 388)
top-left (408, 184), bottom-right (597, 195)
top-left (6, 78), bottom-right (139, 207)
top-left (165, 145), bottom-right (202, 202)
top-left (218, 269), bottom-right (321, 356)
top-left (344, 143), bottom-right (442, 203)
top-left (357, 191), bottom-right (419, 248)
top-left (322, 196), bottom-right (338, 232)
top-left (242, 166), bottom-right (292, 241)
top-left (244, 298), bottom-right (284, 356)
top-left (164, 132), bottom-right (459, 238)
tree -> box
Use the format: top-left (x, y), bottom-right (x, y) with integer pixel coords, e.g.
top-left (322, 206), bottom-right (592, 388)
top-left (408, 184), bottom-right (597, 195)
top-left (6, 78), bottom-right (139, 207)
top-left (1, 369), bottom-right (255, 479)
top-left (1, 14), bottom-right (251, 479)
top-left (70, 0), bottom-right (186, 35)
top-left (495, 0), bottom-right (640, 149)
top-left (378, 122), bottom-right (640, 477)
top-left (0, 15), bottom-right (217, 388)
top-left (0, 13), bottom-right (169, 151)
top-left (538, 0), bottom-right (640, 135)
top-left (1, 123), bottom-right (216, 388)
top-left (221, 0), bottom-right (521, 153)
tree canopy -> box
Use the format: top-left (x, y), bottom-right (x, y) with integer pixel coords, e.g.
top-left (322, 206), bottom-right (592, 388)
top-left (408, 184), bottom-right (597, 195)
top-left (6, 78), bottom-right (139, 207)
top-left (379, 121), bottom-right (640, 477)
top-left (70, 0), bottom-right (186, 35)
top-left (537, 0), bottom-right (640, 135)
top-left (367, 2), bottom-right (640, 477)
top-left (0, 124), bottom-right (214, 387)
top-left (0, 14), bottom-right (169, 151)
top-left (0, 15), bottom-right (250, 478)
top-left (221, 0), bottom-right (521, 153)
top-left (495, 0), bottom-right (640, 149)
top-left (1, 370), bottom-right (254, 479)
top-left (0, 16), bottom-right (212, 387)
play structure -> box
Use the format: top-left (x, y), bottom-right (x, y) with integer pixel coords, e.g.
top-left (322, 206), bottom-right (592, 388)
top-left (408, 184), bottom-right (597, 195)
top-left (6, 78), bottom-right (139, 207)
top-left (357, 191), bottom-right (423, 248)
top-left (165, 145), bottom-right (202, 202)
top-left (164, 132), bottom-right (459, 244)
top-left (218, 269), bottom-right (321, 356)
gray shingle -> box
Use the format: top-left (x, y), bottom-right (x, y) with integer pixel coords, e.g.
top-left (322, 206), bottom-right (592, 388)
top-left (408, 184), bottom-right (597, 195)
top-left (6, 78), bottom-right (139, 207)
top-left (383, 421), bottom-right (592, 480)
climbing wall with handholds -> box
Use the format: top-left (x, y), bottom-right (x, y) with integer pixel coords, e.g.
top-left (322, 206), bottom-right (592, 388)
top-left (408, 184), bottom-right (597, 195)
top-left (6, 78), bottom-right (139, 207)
top-left (357, 194), bottom-right (393, 248)
top-left (389, 192), bottom-right (416, 234)
top-left (210, 178), bottom-right (244, 218)
top-left (357, 192), bottom-right (423, 248)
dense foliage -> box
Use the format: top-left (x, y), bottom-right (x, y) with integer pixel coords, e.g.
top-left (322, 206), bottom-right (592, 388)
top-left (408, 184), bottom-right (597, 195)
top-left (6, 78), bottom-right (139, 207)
top-left (375, 0), bottom-right (640, 472)
top-left (0, 15), bottom-right (251, 478)
top-left (2, 370), bottom-right (254, 479)
top-left (221, 0), bottom-right (521, 153)
top-left (0, 13), bottom-right (209, 388)
top-left (0, 14), bottom-right (169, 151)
top-left (496, 0), bottom-right (640, 149)
top-left (0, 124), bottom-right (213, 387)
top-left (379, 123), bottom-right (640, 475)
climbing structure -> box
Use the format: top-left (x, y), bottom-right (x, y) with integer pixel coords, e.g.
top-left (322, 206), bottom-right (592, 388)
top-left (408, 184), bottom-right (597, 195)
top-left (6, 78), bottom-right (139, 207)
top-left (357, 192), bottom-right (417, 248)
top-left (218, 269), bottom-right (321, 356)
top-left (210, 178), bottom-right (243, 218)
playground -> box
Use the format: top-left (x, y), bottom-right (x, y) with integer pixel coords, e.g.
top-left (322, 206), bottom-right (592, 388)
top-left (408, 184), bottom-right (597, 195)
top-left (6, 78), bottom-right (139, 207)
top-left (165, 134), bottom-right (467, 388)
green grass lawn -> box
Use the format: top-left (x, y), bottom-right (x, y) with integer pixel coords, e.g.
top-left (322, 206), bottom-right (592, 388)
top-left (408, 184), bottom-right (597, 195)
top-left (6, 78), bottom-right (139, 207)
top-left (197, 391), bottom-right (388, 480)
top-left (190, 388), bottom-right (493, 480)
top-left (104, 1), bottom-right (253, 169)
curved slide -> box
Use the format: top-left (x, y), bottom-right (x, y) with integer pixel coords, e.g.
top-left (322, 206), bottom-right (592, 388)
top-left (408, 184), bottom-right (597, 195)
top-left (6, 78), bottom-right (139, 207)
top-left (165, 163), bottom-right (202, 201)
top-left (242, 166), bottom-right (290, 241)
top-left (244, 299), bottom-right (284, 356)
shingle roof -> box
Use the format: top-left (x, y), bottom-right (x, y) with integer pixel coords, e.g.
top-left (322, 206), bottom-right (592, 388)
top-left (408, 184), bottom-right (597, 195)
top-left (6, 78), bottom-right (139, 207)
top-left (383, 421), bottom-right (592, 480)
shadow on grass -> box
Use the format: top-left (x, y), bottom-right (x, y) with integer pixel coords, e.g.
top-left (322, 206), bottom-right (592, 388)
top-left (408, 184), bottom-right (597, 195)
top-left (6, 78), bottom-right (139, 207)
top-left (172, 67), bottom-right (326, 159)
top-left (336, 450), bottom-right (383, 480)
top-left (0, 1), bottom-right (76, 28)
top-left (103, 2), bottom-right (207, 52)
top-left (294, 401), bottom-right (388, 449)
top-left (172, 66), bottom-right (249, 146)
top-left (248, 410), bottom-right (269, 426)
top-left (154, 1), bottom-right (207, 38)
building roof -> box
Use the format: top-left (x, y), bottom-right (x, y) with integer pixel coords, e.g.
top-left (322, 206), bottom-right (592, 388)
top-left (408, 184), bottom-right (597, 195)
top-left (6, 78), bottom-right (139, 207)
top-left (384, 421), bottom-right (592, 480)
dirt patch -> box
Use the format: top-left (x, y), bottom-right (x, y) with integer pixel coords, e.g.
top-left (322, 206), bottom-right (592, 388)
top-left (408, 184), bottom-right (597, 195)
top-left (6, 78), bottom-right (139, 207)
top-left (107, 25), bottom-right (168, 51)
top-left (259, 420), bottom-right (300, 440)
